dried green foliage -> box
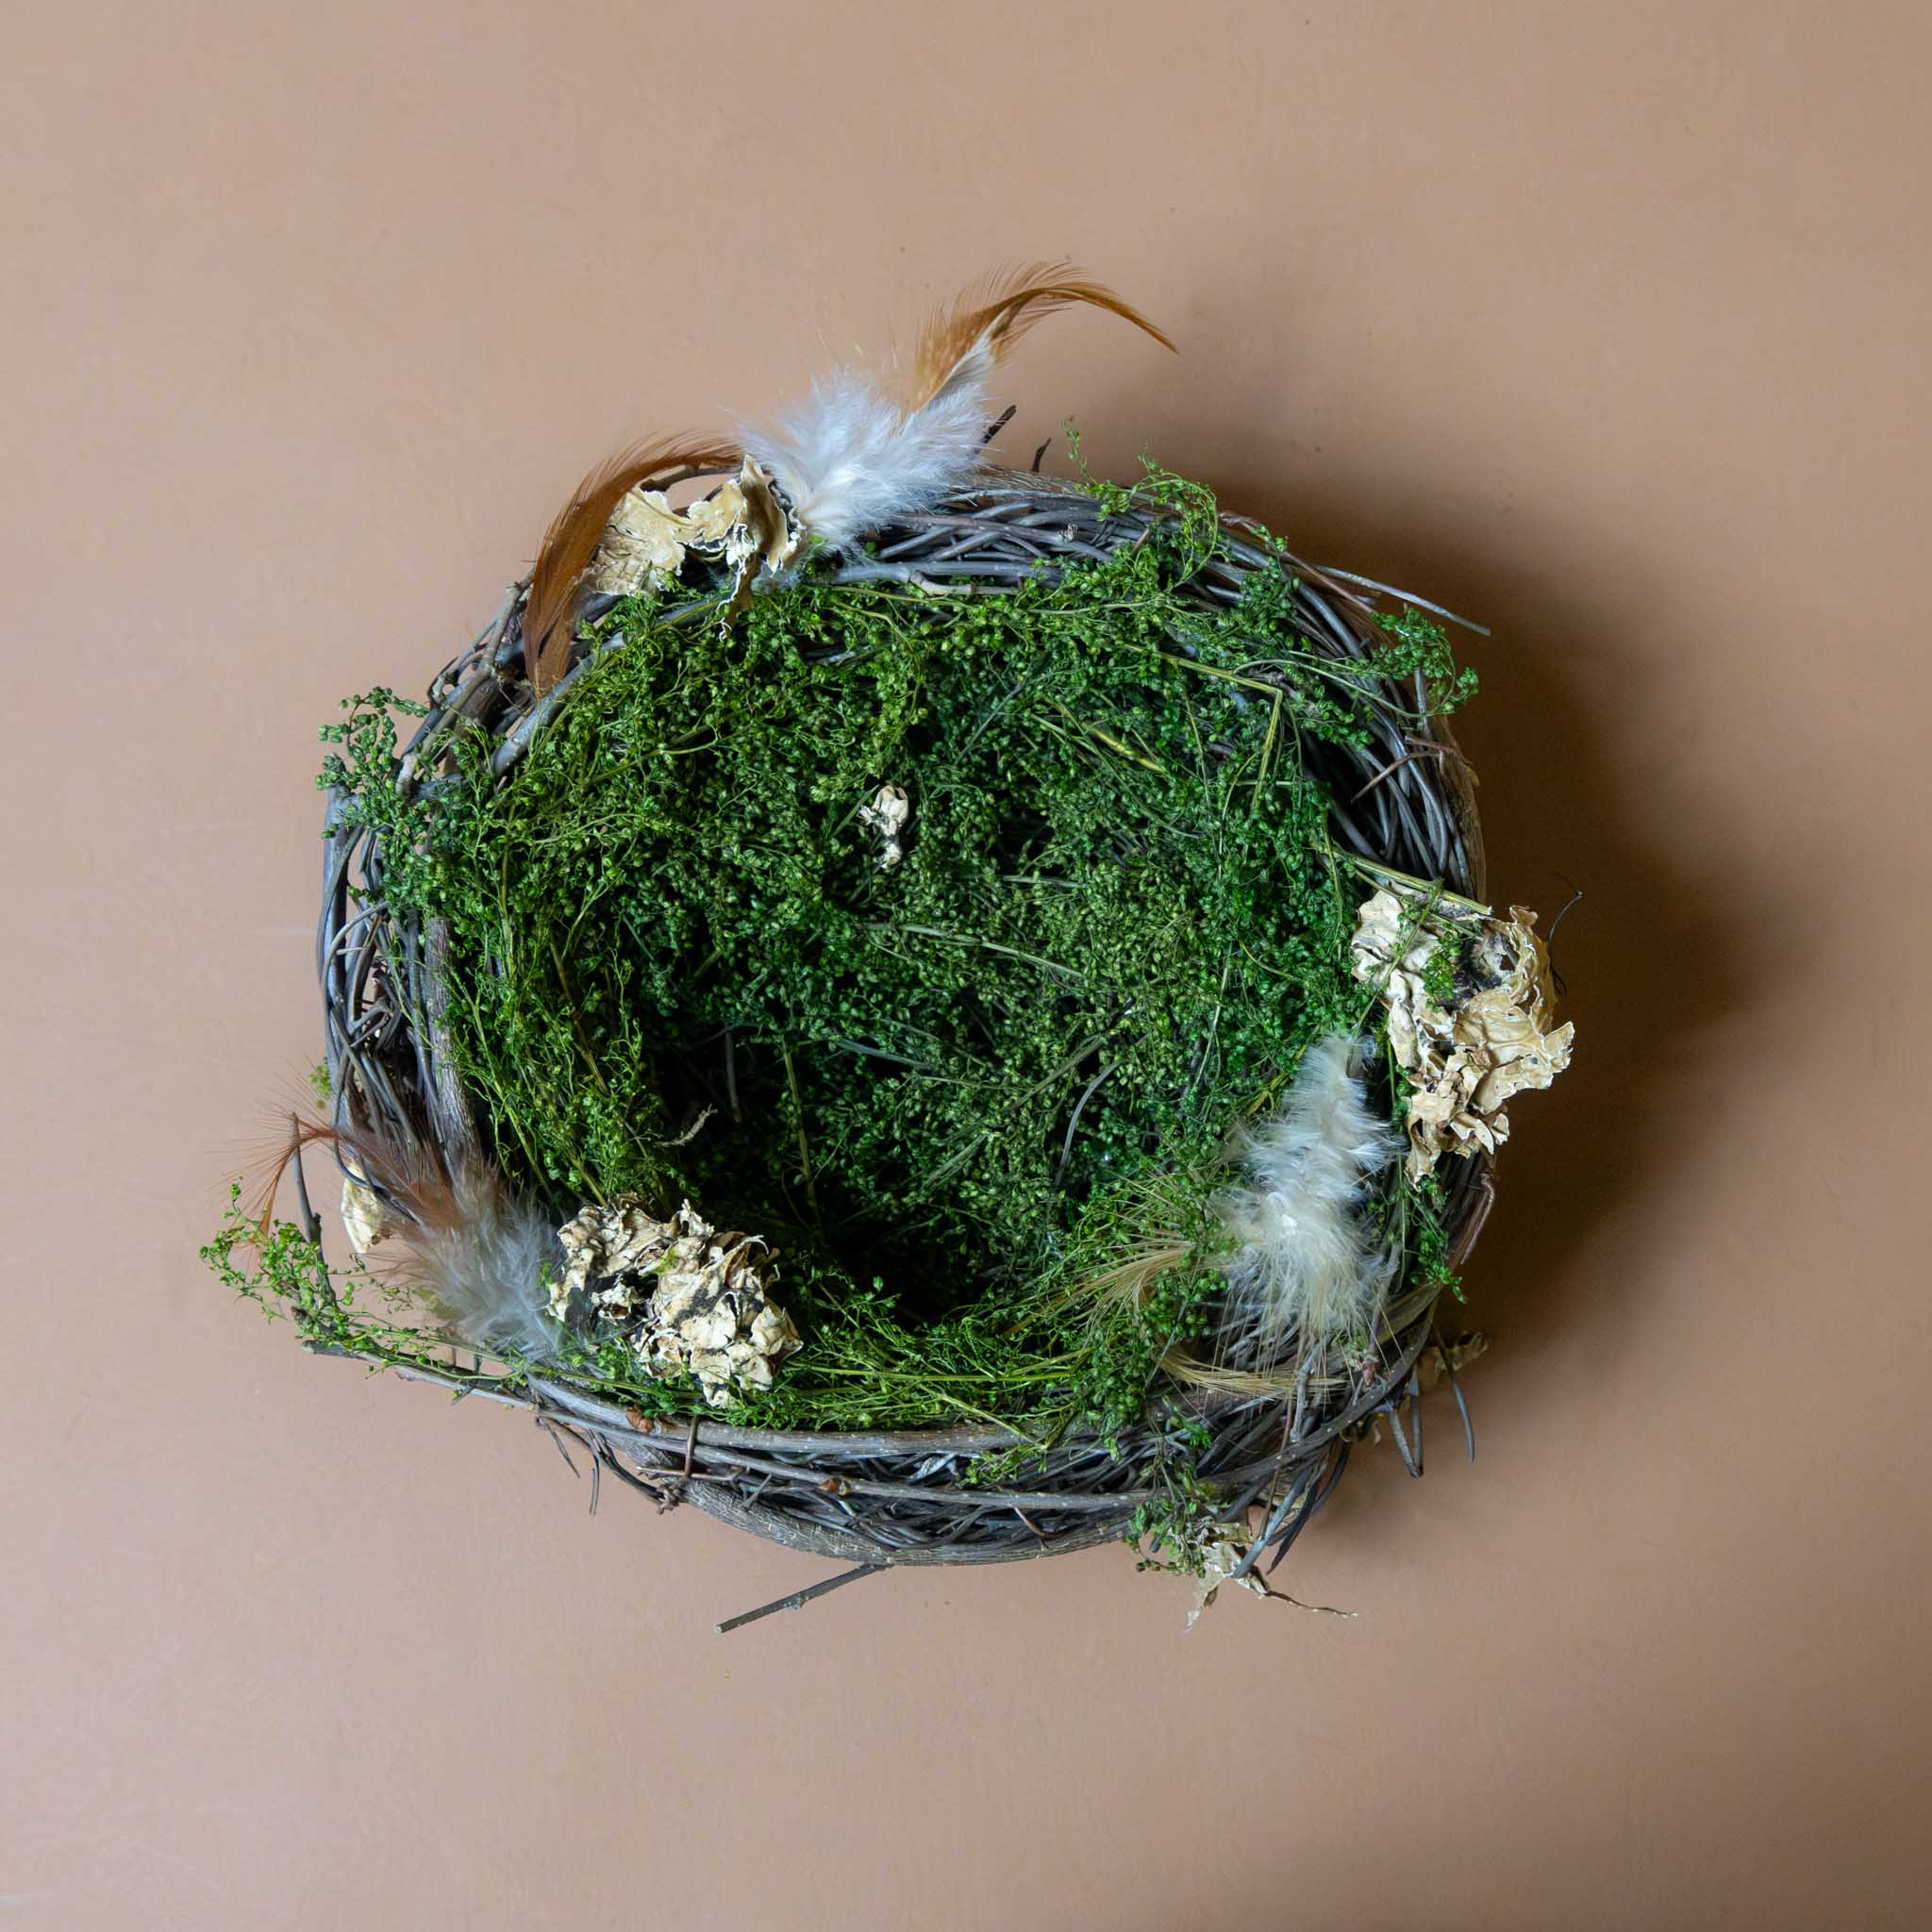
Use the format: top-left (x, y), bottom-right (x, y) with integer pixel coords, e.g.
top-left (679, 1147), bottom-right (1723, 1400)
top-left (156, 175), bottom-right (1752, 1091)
top-left (291, 468), bottom-right (1475, 1440)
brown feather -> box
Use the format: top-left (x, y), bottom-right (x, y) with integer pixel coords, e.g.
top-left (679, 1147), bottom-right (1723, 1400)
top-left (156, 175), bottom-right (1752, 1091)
top-left (908, 262), bottom-right (1176, 409)
top-left (248, 1115), bottom-right (561, 1360)
top-left (524, 438), bottom-right (738, 695)
top-left (248, 1116), bottom-right (457, 1241)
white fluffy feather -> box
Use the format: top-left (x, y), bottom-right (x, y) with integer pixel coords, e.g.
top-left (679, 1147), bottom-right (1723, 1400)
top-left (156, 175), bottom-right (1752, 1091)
top-left (742, 368), bottom-right (992, 557)
top-left (741, 265), bottom-right (1172, 558)
top-left (1211, 1034), bottom-right (1403, 1358)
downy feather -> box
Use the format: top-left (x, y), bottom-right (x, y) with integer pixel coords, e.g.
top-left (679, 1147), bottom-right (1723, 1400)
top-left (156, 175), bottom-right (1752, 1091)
top-left (744, 263), bottom-right (1173, 556)
top-left (257, 1119), bottom-right (561, 1364)
top-left (1211, 1034), bottom-right (1403, 1359)
top-left (743, 369), bottom-right (992, 556)
top-left (399, 1158), bottom-right (561, 1366)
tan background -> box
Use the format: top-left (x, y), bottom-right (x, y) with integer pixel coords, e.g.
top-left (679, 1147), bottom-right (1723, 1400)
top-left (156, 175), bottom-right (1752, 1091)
top-left (5, 3), bottom-right (1928, 1926)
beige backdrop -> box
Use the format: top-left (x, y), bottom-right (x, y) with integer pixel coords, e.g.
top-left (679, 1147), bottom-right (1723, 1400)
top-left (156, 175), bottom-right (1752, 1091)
top-left (5, 4), bottom-right (1927, 1926)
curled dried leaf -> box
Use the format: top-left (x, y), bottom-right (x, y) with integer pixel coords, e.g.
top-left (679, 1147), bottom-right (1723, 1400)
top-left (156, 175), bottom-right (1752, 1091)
top-left (1414, 1330), bottom-right (1491, 1393)
top-left (1185, 1533), bottom-right (1271, 1629)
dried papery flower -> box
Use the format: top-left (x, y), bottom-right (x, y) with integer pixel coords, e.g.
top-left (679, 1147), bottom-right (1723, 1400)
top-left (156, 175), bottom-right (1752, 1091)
top-left (589, 458), bottom-right (798, 613)
top-left (1352, 887), bottom-right (1574, 1182)
top-left (554, 1195), bottom-right (801, 1407)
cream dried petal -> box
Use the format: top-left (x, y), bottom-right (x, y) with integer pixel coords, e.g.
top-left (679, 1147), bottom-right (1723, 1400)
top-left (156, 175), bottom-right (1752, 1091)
top-left (714, 457), bottom-right (801, 619)
top-left (590, 488), bottom-right (691, 594)
top-left (859, 784), bottom-right (913, 870)
top-left (735, 457), bottom-right (800, 575)
top-left (640, 1330), bottom-right (686, 1381)
top-left (680, 1346), bottom-right (743, 1407)
top-left (748, 1300), bottom-right (802, 1363)
top-left (688, 1294), bottom-right (745, 1355)
top-left (340, 1174), bottom-right (391, 1252)
top-left (682, 478), bottom-right (748, 549)
top-left (726, 1341), bottom-right (776, 1391)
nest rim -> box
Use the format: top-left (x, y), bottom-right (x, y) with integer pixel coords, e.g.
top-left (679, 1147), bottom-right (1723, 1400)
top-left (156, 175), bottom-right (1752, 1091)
top-left (316, 465), bottom-right (1494, 1571)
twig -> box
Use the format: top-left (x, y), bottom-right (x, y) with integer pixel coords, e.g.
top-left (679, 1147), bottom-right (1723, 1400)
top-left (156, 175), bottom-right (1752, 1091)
top-left (778, 1041), bottom-right (821, 1228)
top-left (1430, 1323), bottom-right (1478, 1463)
top-left (537, 1415), bottom-right (582, 1476)
top-left (1309, 567), bottom-right (1491, 636)
top-left (716, 1562), bottom-right (885, 1635)
top-left (1352, 744), bottom-right (1447, 802)
top-left (1054, 1061), bottom-right (1116, 1183)
top-left (288, 1114), bottom-right (321, 1244)
top-left (1544, 875), bottom-right (1584, 996)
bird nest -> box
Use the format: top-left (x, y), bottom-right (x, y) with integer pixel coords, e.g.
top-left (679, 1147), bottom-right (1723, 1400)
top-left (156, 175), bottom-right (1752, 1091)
top-left (215, 272), bottom-right (1570, 1626)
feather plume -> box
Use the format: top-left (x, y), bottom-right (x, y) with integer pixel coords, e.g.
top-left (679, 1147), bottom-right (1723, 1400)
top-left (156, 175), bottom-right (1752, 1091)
top-left (255, 1120), bottom-right (561, 1364)
top-left (908, 260), bottom-right (1175, 408)
top-left (397, 1158), bottom-right (562, 1366)
top-left (742, 370), bottom-right (993, 557)
top-left (1210, 1035), bottom-right (1403, 1358)
top-left (744, 263), bottom-right (1173, 557)
top-left (525, 438), bottom-right (737, 694)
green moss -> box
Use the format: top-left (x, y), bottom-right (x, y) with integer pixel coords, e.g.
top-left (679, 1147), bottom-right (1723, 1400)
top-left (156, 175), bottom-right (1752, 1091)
top-left (299, 469), bottom-right (1475, 1439)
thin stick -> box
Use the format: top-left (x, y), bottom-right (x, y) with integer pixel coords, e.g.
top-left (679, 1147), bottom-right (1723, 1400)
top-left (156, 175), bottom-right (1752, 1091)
top-left (1337, 853), bottom-right (1491, 915)
top-left (288, 1114), bottom-right (321, 1243)
top-left (779, 1041), bottom-right (821, 1228)
top-left (1309, 567), bottom-right (1491, 636)
top-left (1353, 744), bottom-right (1446, 802)
top-left (716, 1562), bottom-right (885, 1634)
top-left (1055, 1061), bottom-right (1115, 1183)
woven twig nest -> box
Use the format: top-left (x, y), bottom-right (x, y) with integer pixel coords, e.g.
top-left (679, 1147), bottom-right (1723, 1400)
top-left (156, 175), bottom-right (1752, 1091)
top-left (225, 270), bottom-right (1569, 1624)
